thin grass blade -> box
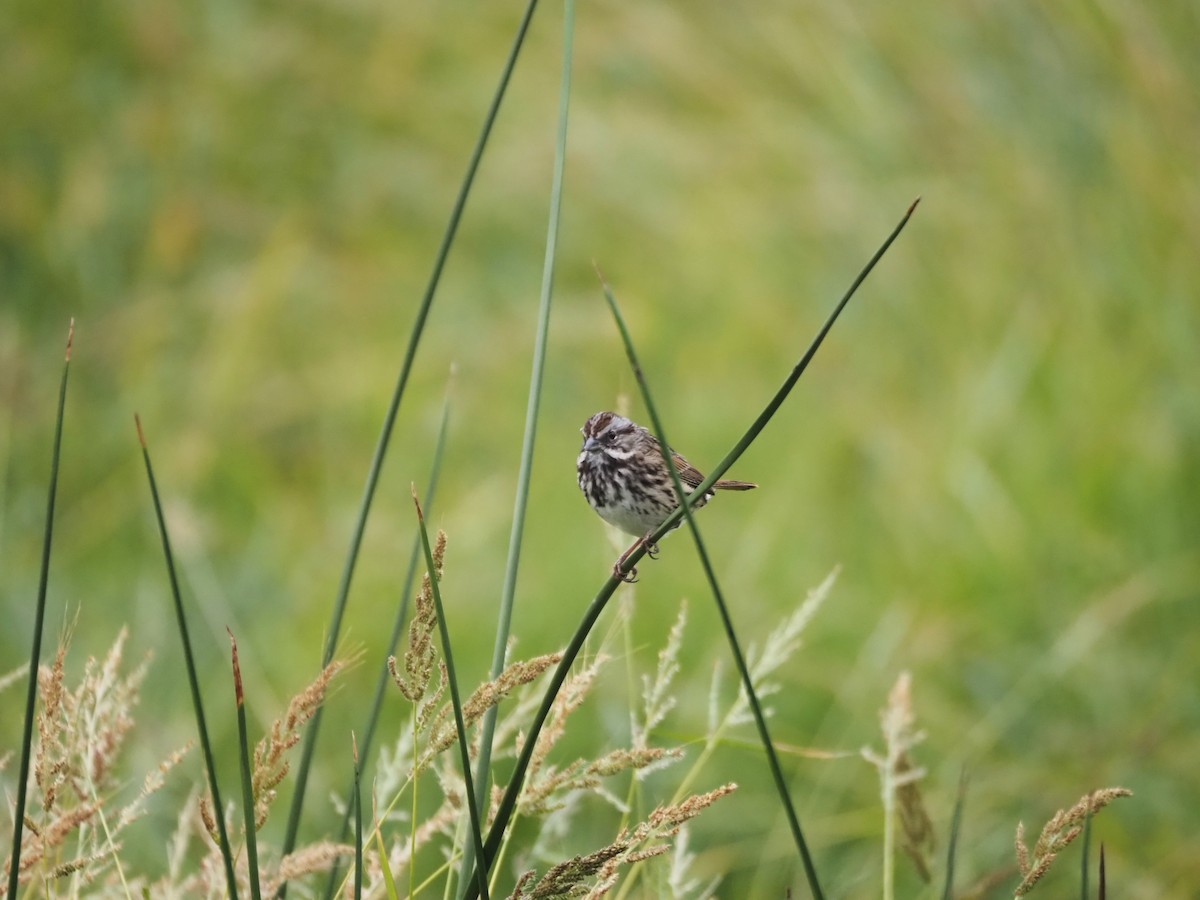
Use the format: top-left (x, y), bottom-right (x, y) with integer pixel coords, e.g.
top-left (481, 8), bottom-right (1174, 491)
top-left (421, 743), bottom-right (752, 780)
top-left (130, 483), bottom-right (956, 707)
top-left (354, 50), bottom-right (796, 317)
top-left (7, 320), bottom-right (72, 900)
top-left (411, 488), bottom-right (490, 900)
top-left (1081, 804), bottom-right (1093, 900)
top-left (352, 734), bottom-right (363, 900)
top-left (323, 392), bottom-right (452, 900)
top-left (463, 198), bottom-right (918, 899)
top-left (606, 199), bottom-right (921, 580)
top-left (464, 586), bottom-right (621, 899)
top-left (941, 768), bottom-right (969, 900)
top-left (279, 1), bottom-right (542, 872)
top-left (600, 281), bottom-right (824, 899)
top-left (464, 2), bottom-right (574, 893)
top-left (230, 631), bottom-right (263, 900)
top-left (136, 414), bottom-right (239, 898)
top-left (375, 809), bottom-right (398, 900)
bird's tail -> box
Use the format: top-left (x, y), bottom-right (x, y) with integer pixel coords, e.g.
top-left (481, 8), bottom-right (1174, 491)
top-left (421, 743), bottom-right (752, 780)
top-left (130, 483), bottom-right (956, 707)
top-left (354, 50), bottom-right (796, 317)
top-left (713, 479), bottom-right (757, 491)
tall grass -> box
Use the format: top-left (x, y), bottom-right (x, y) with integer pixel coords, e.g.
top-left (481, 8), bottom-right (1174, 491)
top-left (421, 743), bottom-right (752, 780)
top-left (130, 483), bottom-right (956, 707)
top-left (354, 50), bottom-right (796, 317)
top-left (279, 2), bottom-right (544, 872)
top-left (3, 1), bottom-right (1190, 897)
top-left (6, 322), bottom-right (72, 900)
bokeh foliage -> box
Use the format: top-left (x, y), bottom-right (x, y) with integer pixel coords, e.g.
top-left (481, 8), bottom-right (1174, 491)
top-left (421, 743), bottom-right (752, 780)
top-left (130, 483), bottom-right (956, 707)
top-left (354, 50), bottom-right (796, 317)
top-left (2, 0), bottom-right (1197, 895)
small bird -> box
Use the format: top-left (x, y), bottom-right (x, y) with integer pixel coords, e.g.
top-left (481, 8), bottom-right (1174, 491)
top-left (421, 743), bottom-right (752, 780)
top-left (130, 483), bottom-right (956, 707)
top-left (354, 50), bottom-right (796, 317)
top-left (576, 411), bottom-right (756, 582)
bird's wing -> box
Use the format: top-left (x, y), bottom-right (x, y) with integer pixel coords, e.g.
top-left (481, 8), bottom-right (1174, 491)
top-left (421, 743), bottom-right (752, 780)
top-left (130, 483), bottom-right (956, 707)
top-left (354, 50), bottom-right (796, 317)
top-left (645, 431), bottom-right (709, 490)
top-left (667, 450), bottom-right (708, 490)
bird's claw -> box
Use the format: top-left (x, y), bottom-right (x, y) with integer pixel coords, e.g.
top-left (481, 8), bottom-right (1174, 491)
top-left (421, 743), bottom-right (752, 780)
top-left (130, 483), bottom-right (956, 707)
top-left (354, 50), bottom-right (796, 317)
top-left (613, 562), bottom-right (638, 584)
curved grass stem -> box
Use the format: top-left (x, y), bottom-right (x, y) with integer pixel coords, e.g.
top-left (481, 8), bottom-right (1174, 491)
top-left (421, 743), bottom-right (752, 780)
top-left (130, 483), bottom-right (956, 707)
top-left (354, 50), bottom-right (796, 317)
top-left (322, 392), bottom-right (452, 900)
top-left (463, 2), bottom-right (574, 894)
top-left (461, 200), bottom-right (918, 899)
top-left (352, 734), bottom-right (363, 900)
top-left (8, 322), bottom-right (75, 900)
top-left (277, 3), bottom-right (543, 878)
top-left (600, 281), bottom-right (825, 899)
top-left (411, 489), bottom-right (490, 900)
top-left (229, 631), bottom-right (263, 900)
top-left (137, 413), bottom-right (240, 899)
top-left (941, 768), bottom-right (969, 900)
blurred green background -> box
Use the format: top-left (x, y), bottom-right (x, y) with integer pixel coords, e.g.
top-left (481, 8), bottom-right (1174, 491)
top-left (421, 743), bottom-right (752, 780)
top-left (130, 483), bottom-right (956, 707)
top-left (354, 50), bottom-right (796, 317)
top-left (2, 0), bottom-right (1197, 895)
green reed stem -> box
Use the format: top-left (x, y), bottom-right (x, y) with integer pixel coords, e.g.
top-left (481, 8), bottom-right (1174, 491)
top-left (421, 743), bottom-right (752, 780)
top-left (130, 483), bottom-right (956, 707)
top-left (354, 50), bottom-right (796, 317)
top-left (941, 769), bottom-right (968, 900)
top-left (463, 584), bottom-right (623, 899)
top-left (617, 198), bottom-right (920, 577)
top-left (7, 321), bottom-right (72, 900)
top-left (463, 198), bottom-right (918, 900)
top-left (375, 819), bottom-right (397, 900)
top-left (229, 632), bottom-right (263, 900)
top-left (463, 2), bottom-right (573, 894)
top-left (322, 394), bottom-right (452, 900)
top-left (411, 489), bottom-right (490, 900)
top-left (137, 414), bottom-right (240, 899)
top-left (352, 734), bottom-right (363, 900)
top-left (1080, 804), bottom-right (1094, 900)
top-left (279, 1), bottom-right (542, 876)
top-left (600, 283), bottom-right (825, 899)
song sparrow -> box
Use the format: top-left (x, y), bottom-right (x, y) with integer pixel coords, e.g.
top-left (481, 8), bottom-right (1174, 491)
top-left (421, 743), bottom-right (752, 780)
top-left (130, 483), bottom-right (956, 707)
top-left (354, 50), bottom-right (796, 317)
top-left (577, 411), bottom-right (756, 582)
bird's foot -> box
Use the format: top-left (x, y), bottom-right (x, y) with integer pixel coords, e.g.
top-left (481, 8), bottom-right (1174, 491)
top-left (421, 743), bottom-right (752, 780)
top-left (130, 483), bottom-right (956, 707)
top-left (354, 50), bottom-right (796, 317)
top-left (613, 561), bottom-right (639, 583)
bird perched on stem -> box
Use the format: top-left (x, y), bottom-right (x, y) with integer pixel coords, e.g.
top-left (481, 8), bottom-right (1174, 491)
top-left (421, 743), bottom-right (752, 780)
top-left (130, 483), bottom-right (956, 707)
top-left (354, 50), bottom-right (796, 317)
top-left (576, 411), bottom-right (756, 582)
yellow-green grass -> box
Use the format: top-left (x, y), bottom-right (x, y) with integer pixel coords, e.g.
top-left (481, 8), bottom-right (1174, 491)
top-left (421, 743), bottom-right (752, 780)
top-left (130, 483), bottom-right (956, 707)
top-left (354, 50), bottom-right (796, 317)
top-left (2, 1), bottom-right (1196, 895)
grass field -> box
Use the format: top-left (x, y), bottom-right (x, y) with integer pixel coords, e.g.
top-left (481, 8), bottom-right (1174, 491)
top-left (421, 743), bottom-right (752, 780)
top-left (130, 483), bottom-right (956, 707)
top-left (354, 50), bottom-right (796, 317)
top-left (3, 1), bottom-right (1197, 896)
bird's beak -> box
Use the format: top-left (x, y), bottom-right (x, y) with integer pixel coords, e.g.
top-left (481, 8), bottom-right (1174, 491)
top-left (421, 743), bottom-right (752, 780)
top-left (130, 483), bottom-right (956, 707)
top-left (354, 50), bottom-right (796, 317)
top-left (583, 436), bottom-right (600, 452)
